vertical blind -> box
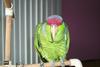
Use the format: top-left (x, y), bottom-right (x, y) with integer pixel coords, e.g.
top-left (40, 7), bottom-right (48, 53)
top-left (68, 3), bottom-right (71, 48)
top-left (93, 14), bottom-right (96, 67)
top-left (0, 0), bottom-right (61, 65)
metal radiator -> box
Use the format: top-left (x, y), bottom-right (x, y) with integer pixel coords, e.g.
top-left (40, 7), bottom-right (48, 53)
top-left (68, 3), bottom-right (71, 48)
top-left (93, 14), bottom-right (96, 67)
top-left (0, 0), bottom-right (61, 65)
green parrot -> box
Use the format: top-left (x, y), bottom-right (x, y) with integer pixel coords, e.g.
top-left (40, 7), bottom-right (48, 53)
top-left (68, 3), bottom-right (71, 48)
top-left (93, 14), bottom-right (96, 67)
top-left (34, 15), bottom-right (70, 67)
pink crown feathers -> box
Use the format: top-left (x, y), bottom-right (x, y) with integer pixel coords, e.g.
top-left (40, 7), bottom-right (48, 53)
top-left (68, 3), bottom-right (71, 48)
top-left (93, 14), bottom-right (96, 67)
top-left (47, 15), bottom-right (63, 26)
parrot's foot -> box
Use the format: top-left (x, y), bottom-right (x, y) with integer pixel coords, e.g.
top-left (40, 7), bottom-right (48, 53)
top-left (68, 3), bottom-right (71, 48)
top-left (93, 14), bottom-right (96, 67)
top-left (40, 61), bottom-right (44, 67)
top-left (50, 61), bottom-right (55, 67)
top-left (60, 61), bottom-right (65, 67)
top-left (60, 58), bottom-right (65, 67)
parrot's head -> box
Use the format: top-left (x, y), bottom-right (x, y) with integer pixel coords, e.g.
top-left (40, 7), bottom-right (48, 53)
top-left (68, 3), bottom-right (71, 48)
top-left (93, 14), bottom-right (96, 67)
top-left (47, 15), bottom-right (63, 40)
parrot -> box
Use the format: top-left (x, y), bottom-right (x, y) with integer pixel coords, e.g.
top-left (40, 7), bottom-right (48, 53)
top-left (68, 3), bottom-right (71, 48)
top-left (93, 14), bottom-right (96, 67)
top-left (34, 15), bottom-right (70, 67)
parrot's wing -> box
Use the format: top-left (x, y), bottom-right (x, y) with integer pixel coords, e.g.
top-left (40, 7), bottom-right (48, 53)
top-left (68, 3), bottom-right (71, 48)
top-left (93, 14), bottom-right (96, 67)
top-left (65, 31), bottom-right (70, 54)
top-left (34, 23), bottom-right (47, 48)
top-left (34, 23), bottom-right (41, 49)
top-left (64, 23), bottom-right (70, 57)
top-left (34, 23), bottom-right (48, 62)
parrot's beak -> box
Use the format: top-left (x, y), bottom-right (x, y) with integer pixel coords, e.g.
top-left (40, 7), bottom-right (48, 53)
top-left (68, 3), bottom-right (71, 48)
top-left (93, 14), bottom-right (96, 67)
top-left (51, 25), bottom-right (57, 40)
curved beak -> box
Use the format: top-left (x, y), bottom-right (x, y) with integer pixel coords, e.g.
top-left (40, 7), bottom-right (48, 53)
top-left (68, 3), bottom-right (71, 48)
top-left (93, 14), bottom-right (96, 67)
top-left (51, 25), bottom-right (57, 40)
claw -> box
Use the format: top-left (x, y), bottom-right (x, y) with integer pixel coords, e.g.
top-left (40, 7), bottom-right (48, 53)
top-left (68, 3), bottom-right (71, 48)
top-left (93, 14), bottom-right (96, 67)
top-left (50, 61), bottom-right (55, 67)
top-left (61, 60), bottom-right (65, 67)
top-left (40, 61), bottom-right (44, 67)
top-left (60, 58), bottom-right (65, 67)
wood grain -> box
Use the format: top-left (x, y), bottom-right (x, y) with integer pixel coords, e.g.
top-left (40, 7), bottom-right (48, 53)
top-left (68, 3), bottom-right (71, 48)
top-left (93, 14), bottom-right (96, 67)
top-left (4, 0), bottom-right (11, 8)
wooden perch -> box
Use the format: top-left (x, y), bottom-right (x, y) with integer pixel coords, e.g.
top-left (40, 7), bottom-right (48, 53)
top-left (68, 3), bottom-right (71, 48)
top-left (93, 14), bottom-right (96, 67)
top-left (5, 16), bottom-right (13, 61)
top-left (3, 0), bottom-right (14, 62)
top-left (0, 59), bottom-right (83, 67)
top-left (0, 60), bottom-right (71, 67)
top-left (25, 60), bottom-right (71, 67)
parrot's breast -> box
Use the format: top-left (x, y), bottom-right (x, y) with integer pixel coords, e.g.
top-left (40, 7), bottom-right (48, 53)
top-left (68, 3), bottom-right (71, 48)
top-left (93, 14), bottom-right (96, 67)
top-left (37, 23), bottom-right (67, 62)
